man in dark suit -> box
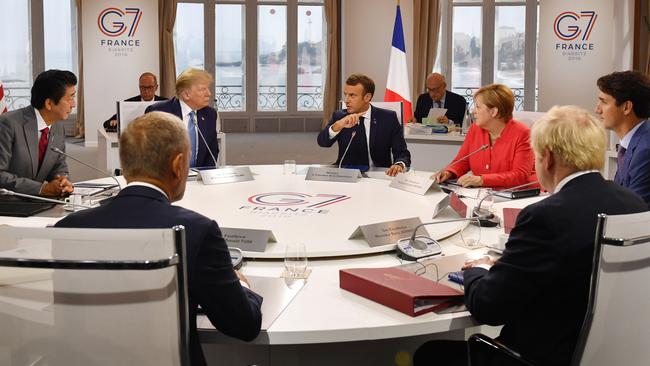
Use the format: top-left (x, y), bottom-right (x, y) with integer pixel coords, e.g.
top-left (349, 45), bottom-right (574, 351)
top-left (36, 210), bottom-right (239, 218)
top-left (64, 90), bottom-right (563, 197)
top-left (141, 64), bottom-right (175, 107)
top-left (0, 69), bottom-right (76, 197)
top-left (55, 112), bottom-right (262, 366)
top-left (411, 73), bottom-right (466, 125)
top-left (317, 74), bottom-right (411, 177)
top-left (414, 105), bottom-right (647, 366)
top-left (103, 72), bottom-right (166, 131)
top-left (596, 70), bottom-right (650, 208)
top-left (146, 68), bottom-right (219, 168)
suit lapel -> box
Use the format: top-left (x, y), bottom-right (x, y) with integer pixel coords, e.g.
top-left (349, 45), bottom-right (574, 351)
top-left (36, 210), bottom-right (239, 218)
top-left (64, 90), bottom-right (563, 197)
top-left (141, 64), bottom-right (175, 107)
top-left (624, 121), bottom-right (648, 176)
top-left (22, 108), bottom-right (39, 178)
top-left (36, 124), bottom-right (57, 181)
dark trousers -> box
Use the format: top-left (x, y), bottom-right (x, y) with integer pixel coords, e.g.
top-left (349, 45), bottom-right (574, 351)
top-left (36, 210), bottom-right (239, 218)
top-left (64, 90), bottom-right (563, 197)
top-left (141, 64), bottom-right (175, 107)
top-left (413, 340), bottom-right (468, 366)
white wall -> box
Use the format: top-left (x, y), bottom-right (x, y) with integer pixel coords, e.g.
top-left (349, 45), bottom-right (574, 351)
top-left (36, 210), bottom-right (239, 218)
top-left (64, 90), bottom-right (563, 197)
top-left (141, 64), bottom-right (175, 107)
top-left (341, 0), bottom-right (413, 102)
top-left (81, 0), bottom-right (159, 147)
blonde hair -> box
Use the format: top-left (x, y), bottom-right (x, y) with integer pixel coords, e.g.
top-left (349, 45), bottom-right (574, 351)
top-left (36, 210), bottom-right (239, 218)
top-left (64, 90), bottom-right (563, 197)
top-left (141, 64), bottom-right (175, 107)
top-left (120, 112), bottom-right (189, 181)
top-left (175, 68), bottom-right (213, 96)
top-left (531, 105), bottom-right (606, 171)
top-left (474, 84), bottom-right (515, 121)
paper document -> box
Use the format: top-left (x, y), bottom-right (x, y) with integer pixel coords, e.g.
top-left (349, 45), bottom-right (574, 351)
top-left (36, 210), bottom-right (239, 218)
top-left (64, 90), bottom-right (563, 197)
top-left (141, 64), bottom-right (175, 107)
top-left (424, 108), bottom-right (448, 124)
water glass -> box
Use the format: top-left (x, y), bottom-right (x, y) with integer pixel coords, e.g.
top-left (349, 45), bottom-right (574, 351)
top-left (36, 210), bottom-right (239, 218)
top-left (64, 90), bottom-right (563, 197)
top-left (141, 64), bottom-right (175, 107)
top-left (284, 243), bottom-right (307, 277)
top-left (283, 159), bottom-right (296, 175)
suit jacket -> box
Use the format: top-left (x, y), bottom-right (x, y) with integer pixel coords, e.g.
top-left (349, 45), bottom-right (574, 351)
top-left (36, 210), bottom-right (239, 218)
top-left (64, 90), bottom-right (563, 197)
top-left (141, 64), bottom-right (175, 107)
top-left (615, 120), bottom-right (650, 208)
top-left (446, 120), bottom-right (535, 189)
top-left (145, 98), bottom-right (219, 167)
top-left (413, 90), bottom-right (467, 125)
top-left (0, 106), bottom-right (68, 195)
top-left (463, 172), bottom-right (647, 366)
top-left (317, 105), bottom-right (411, 168)
top-left (55, 185), bottom-right (263, 366)
top-left (103, 94), bottom-right (166, 130)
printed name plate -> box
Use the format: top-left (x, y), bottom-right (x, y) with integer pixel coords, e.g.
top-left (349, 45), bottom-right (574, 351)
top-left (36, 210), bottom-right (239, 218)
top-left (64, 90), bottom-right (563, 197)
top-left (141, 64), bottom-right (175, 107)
top-left (221, 227), bottom-right (277, 252)
top-left (199, 167), bottom-right (254, 185)
top-left (305, 167), bottom-right (360, 183)
top-left (348, 217), bottom-right (424, 247)
top-left (389, 173), bottom-right (436, 195)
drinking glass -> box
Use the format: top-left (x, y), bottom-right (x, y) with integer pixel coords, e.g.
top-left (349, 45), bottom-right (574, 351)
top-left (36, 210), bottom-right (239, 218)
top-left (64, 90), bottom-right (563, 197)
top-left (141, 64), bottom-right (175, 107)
top-left (283, 160), bottom-right (296, 175)
top-left (284, 243), bottom-right (307, 277)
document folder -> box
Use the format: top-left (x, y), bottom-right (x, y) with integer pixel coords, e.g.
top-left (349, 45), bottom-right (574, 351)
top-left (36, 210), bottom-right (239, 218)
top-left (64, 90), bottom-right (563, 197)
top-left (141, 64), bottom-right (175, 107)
top-left (339, 267), bottom-right (463, 316)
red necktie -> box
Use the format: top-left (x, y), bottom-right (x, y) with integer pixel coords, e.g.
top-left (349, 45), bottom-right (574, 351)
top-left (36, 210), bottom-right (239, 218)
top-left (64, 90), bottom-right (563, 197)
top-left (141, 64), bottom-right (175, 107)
top-left (38, 126), bottom-right (49, 168)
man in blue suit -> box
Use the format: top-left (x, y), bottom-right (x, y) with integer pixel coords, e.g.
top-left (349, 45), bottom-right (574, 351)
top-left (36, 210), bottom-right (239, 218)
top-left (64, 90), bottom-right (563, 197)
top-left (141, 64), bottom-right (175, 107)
top-left (597, 70), bottom-right (650, 208)
top-left (317, 74), bottom-right (411, 176)
top-left (146, 68), bottom-right (219, 168)
top-left (55, 112), bottom-right (262, 366)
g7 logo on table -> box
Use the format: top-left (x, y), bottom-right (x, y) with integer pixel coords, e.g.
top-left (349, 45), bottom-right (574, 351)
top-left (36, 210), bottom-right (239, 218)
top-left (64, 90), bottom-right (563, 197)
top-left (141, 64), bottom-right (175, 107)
top-left (98, 8), bottom-right (143, 37)
top-left (247, 192), bottom-right (350, 208)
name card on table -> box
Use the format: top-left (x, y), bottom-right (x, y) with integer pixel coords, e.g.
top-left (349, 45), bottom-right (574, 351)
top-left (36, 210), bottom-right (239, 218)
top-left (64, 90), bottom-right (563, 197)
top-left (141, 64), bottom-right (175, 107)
top-left (305, 167), bottom-right (360, 183)
top-left (199, 167), bottom-right (254, 185)
top-left (349, 217), bottom-right (424, 247)
top-left (221, 227), bottom-right (277, 252)
top-left (389, 173), bottom-right (437, 195)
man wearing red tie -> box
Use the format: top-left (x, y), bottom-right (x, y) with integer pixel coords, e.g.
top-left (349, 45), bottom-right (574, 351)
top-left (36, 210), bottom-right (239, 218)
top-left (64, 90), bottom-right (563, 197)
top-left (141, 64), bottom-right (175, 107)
top-left (0, 70), bottom-right (76, 197)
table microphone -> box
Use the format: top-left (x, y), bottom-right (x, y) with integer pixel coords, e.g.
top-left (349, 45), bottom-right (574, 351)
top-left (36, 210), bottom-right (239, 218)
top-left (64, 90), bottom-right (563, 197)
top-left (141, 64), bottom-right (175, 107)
top-left (50, 147), bottom-right (122, 190)
top-left (445, 144), bottom-right (488, 170)
top-left (472, 180), bottom-right (540, 227)
top-left (193, 119), bottom-right (219, 168)
top-left (397, 217), bottom-right (486, 261)
top-left (0, 188), bottom-right (92, 209)
top-left (338, 131), bottom-right (357, 169)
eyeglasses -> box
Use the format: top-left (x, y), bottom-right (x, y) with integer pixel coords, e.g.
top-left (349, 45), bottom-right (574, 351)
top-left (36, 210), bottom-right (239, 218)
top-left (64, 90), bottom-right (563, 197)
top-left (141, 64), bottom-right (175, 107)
top-left (426, 85), bottom-right (445, 92)
top-left (139, 85), bottom-right (157, 91)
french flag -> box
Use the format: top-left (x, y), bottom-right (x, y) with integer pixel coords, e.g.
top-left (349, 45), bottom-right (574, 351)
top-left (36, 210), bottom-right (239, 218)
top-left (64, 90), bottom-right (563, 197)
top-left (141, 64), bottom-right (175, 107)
top-left (384, 3), bottom-right (412, 123)
top-left (0, 80), bottom-right (7, 114)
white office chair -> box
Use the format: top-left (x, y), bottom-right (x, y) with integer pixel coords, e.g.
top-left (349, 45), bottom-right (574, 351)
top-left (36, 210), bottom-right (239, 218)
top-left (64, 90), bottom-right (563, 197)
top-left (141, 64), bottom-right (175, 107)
top-left (572, 211), bottom-right (650, 366)
top-left (0, 226), bottom-right (190, 366)
top-left (339, 100), bottom-right (404, 124)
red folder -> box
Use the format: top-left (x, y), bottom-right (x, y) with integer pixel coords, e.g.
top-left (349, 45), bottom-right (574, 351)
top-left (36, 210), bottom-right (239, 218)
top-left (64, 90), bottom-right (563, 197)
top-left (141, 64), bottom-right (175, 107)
top-left (339, 267), bottom-right (463, 317)
top-left (502, 208), bottom-right (522, 234)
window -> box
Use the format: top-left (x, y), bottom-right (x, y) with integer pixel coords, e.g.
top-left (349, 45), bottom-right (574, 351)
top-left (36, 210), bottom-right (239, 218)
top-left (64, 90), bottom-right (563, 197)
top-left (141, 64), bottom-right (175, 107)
top-left (257, 5), bottom-right (287, 111)
top-left (0, 0), bottom-right (32, 111)
top-left (442, 0), bottom-right (538, 111)
top-left (215, 4), bottom-right (246, 111)
top-left (297, 5), bottom-right (325, 111)
top-left (174, 3), bottom-right (205, 76)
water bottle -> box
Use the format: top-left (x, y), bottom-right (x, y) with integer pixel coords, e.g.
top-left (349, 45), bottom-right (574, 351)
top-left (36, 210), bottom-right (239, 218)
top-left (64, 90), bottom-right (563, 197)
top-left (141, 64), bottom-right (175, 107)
top-left (461, 102), bottom-right (472, 135)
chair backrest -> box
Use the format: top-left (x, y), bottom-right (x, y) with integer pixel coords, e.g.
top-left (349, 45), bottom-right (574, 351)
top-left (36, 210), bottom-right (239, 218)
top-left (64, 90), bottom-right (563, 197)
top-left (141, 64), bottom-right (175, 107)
top-left (572, 211), bottom-right (650, 366)
top-left (339, 100), bottom-right (404, 124)
top-left (0, 226), bottom-right (190, 366)
top-left (512, 111), bottom-right (545, 128)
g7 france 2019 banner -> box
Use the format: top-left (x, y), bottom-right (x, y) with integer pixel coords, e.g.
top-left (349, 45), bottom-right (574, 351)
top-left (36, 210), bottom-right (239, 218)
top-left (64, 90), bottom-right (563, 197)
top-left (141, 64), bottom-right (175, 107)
top-left (538, 0), bottom-right (631, 111)
top-left (81, 0), bottom-right (159, 146)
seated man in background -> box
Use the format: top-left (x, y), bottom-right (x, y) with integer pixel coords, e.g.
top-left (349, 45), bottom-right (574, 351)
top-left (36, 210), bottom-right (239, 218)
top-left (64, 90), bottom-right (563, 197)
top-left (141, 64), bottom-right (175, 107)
top-left (102, 72), bottom-right (166, 131)
top-left (55, 112), bottom-right (262, 366)
top-left (596, 70), bottom-right (650, 208)
top-left (317, 73), bottom-right (411, 176)
top-left (0, 69), bottom-right (76, 197)
top-left (414, 105), bottom-right (647, 366)
top-left (146, 68), bottom-right (219, 168)
top-left (411, 72), bottom-right (466, 125)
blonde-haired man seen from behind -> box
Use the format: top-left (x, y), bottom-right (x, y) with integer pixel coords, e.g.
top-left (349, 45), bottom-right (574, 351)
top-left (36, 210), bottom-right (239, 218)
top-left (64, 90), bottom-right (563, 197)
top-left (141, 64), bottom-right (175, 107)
top-left (55, 112), bottom-right (262, 366)
top-left (146, 68), bottom-right (219, 168)
top-left (414, 105), bottom-right (646, 366)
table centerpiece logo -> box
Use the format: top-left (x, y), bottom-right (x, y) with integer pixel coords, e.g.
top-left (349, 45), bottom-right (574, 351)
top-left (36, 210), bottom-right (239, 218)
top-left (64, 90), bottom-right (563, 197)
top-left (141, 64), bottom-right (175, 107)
top-left (240, 192), bottom-right (350, 218)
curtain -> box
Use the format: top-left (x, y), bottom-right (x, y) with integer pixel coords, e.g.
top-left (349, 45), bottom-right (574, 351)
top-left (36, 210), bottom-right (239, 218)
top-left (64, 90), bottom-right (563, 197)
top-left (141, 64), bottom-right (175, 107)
top-left (323, 0), bottom-right (341, 128)
top-left (159, 0), bottom-right (178, 98)
top-left (74, 0), bottom-right (84, 138)
top-left (412, 0), bottom-right (441, 103)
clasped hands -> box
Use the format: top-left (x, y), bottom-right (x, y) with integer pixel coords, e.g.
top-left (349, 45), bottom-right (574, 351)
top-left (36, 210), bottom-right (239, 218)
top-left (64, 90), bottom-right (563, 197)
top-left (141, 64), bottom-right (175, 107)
top-left (41, 175), bottom-right (74, 197)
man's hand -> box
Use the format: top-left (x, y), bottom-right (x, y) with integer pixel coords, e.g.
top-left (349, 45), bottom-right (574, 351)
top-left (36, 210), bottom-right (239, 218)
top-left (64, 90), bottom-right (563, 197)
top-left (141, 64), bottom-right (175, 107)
top-left (332, 112), bottom-right (364, 132)
top-left (236, 270), bottom-right (251, 288)
top-left (431, 170), bottom-right (454, 183)
top-left (437, 115), bottom-right (449, 124)
top-left (40, 175), bottom-right (74, 197)
top-left (406, 116), bottom-right (417, 124)
top-left (385, 163), bottom-right (405, 177)
top-left (462, 256), bottom-right (496, 270)
top-left (457, 174), bottom-right (483, 187)
top-left (109, 119), bottom-right (118, 127)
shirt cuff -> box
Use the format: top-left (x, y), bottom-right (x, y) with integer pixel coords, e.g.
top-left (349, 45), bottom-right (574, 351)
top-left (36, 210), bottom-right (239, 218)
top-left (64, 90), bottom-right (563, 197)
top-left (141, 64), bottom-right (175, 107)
top-left (239, 280), bottom-right (250, 289)
top-left (328, 125), bottom-right (340, 139)
top-left (394, 161), bottom-right (406, 170)
top-left (474, 264), bottom-right (492, 271)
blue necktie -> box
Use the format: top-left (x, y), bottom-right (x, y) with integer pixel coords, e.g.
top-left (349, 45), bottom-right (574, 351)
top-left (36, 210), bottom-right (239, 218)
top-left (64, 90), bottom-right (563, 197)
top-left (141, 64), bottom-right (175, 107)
top-left (615, 145), bottom-right (627, 185)
top-left (188, 111), bottom-right (197, 167)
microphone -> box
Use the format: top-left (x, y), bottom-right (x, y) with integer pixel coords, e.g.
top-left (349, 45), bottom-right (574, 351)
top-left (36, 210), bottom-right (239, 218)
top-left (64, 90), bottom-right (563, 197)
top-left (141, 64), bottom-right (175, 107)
top-left (194, 119), bottom-right (219, 168)
top-left (396, 216), bottom-right (488, 261)
top-left (0, 188), bottom-right (92, 209)
top-left (50, 147), bottom-right (122, 190)
top-left (472, 180), bottom-right (540, 227)
top-left (338, 131), bottom-right (357, 169)
top-left (445, 144), bottom-right (489, 170)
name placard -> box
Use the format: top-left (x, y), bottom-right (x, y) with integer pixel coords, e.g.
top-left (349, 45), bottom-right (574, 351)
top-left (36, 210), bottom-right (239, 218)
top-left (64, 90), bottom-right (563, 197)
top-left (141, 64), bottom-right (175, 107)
top-left (221, 227), bottom-right (277, 252)
top-left (199, 167), bottom-right (254, 185)
top-left (348, 217), bottom-right (425, 247)
top-left (389, 173), bottom-right (436, 195)
top-left (305, 167), bottom-right (360, 183)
